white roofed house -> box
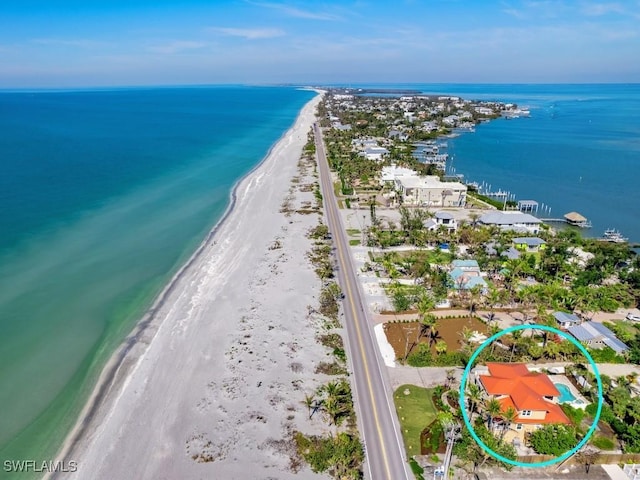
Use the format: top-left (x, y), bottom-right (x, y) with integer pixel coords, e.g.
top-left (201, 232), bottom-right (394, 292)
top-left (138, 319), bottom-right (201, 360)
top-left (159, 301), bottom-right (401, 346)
top-left (553, 311), bottom-right (581, 329)
top-left (379, 165), bottom-right (419, 185)
top-left (478, 211), bottom-right (543, 234)
top-left (358, 146), bottom-right (388, 161)
top-left (394, 175), bottom-right (467, 207)
top-left (388, 129), bottom-right (408, 141)
top-left (430, 211), bottom-right (457, 231)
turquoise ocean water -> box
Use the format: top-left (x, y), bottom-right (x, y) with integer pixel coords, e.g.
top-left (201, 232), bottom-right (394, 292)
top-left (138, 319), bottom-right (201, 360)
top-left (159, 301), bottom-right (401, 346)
top-left (0, 86), bottom-right (314, 467)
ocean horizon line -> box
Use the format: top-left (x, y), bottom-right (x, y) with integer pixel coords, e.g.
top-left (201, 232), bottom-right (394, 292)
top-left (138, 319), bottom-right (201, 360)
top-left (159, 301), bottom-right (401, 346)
top-left (2, 81), bottom-right (640, 93)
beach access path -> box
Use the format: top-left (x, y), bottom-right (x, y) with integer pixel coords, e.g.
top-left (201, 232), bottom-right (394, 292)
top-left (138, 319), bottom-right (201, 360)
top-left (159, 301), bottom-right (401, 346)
top-left (54, 94), bottom-right (334, 479)
top-left (314, 122), bottom-right (412, 480)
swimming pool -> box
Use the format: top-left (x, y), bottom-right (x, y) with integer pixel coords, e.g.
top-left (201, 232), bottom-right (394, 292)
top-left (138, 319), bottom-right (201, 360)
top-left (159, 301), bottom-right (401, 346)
top-left (555, 383), bottom-right (577, 403)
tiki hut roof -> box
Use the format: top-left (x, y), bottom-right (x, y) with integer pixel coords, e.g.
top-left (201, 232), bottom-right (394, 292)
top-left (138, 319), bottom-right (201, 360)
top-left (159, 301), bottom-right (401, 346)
top-left (564, 211), bottom-right (587, 223)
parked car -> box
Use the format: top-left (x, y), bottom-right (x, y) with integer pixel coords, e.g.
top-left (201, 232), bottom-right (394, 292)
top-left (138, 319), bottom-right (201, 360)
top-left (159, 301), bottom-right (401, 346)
top-left (626, 312), bottom-right (640, 322)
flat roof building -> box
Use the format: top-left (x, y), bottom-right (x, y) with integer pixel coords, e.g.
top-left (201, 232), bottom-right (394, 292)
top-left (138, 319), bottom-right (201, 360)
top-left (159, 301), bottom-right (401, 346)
top-left (394, 175), bottom-right (467, 207)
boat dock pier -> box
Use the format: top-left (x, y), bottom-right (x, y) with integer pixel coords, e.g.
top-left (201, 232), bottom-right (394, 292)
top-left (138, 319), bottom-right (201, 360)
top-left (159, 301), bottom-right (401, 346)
top-left (538, 211), bottom-right (592, 229)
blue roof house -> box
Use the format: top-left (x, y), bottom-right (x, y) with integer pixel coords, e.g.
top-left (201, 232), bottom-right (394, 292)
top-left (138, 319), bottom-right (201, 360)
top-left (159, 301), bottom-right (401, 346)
top-left (568, 321), bottom-right (628, 354)
top-left (451, 260), bottom-right (480, 270)
top-left (553, 311), bottom-right (581, 329)
top-left (449, 260), bottom-right (488, 293)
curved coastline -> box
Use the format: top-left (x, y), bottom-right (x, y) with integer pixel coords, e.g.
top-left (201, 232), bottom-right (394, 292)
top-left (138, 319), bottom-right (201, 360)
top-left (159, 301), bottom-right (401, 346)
top-left (47, 91), bottom-right (322, 476)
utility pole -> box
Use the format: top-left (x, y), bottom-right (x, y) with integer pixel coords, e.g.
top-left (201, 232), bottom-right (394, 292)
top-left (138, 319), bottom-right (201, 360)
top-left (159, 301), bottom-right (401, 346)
top-left (442, 421), bottom-right (461, 480)
top-left (403, 325), bottom-right (418, 362)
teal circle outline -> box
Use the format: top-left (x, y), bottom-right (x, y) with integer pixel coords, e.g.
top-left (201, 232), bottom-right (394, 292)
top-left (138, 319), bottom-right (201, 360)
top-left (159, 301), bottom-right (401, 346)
top-left (458, 324), bottom-right (603, 467)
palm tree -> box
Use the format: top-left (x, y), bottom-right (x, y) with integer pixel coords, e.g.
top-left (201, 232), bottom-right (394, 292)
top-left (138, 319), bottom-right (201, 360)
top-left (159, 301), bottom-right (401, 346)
top-left (508, 329), bottom-right (523, 363)
top-left (303, 393), bottom-right (316, 419)
top-left (500, 406), bottom-right (518, 440)
top-left (484, 397), bottom-right (502, 433)
top-left (536, 306), bottom-right (556, 347)
top-left (323, 381), bottom-right (340, 401)
top-left (543, 341), bottom-right (561, 361)
top-left (428, 329), bottom-right (443, 349)
top-left (467, 383), bottom-right (482, 423)
top-left (459, 326), bottom-right (474, 350)
top-left (323, 396), bottom-right (342, 426)
top-left (488, 323), bottom-right (501, 356)
top-left (468, 284), bottom-right (483, 314)
top-left (445, 369), bottom-right (456, 389)
top-left (435, 339), bottom-right (448, 356)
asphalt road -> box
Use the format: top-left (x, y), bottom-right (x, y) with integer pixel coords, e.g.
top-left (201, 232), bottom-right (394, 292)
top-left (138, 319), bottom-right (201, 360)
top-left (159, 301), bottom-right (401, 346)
top-left (313, 122), bottom-right (411, 480)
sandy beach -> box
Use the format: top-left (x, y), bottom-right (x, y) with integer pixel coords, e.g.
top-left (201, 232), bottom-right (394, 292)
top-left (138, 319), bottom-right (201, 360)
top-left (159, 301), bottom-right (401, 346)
top-left (51, 93), bottom-right (333, 479)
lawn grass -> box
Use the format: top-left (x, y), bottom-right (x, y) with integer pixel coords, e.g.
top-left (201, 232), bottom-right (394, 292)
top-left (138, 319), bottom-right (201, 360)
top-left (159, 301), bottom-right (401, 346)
top-left (346, 229), bottom-right (361, 236)
top-left (611, 319), bottom-right (640, 339)
top-left (394, 384), bottom-right (438, 456)
top-left (349, 239), bottom-right (361, 246)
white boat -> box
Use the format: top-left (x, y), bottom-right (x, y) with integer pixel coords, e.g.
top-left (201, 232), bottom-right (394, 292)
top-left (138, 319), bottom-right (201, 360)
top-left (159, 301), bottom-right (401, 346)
top-left (602, 229), bottom-right (629, 243)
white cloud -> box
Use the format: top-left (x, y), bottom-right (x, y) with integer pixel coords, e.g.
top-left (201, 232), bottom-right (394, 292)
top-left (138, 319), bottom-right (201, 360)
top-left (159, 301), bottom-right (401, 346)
top-left (209, 27), bottom-right (285, 40)
top-left (580, 2), bottom-right (626, 16)
top-left (147, 41), bottom-right (207, 54)
top-left (31, 38), bottom-right (111, 48)
top-left (248, 1), bottom-right (343, 21)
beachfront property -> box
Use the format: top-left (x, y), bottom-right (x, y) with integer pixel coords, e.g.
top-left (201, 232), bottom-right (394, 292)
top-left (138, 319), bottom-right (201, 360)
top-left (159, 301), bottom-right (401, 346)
top-left (449, 259), bottom-right (488, 292)
top-left (393, 175), bottom-right (467, 207)
top-left (474, 363), bottom-right (571, 443)
top-left (568, 321), bottom-right (629, 354)
top-left (512, 237), bottom-right (546, 253)
top-left (477, 211), bottom-right (542, 234)
top-left (553, 311), bottom-right (581, 329)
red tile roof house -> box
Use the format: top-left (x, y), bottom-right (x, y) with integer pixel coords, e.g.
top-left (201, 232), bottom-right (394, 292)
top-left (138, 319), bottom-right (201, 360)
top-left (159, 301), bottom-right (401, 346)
top-left (475, 363), bottom-right (571, 443)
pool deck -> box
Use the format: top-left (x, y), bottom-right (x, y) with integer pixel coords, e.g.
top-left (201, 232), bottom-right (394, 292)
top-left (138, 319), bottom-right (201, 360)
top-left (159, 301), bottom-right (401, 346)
top-left (552, 375), bottom-right (589, 409)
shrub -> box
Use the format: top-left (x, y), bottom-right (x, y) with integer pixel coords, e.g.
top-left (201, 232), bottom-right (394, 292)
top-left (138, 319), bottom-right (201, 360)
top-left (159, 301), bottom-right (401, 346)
top-left (295, 432), bottom-right (364, 479)
top-left (407, 344), bottom-right (433, 367)
top-left (530, 424), bottom-right (578, 456)
top-left (392, 290), bottom-right (411, 312)
top-left (561, 404), bottom-right (585, 427)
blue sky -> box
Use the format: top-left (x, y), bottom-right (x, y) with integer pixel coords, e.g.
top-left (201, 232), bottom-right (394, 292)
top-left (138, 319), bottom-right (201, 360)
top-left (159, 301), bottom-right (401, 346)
top-left (1, 0), bottom-right (639, 86)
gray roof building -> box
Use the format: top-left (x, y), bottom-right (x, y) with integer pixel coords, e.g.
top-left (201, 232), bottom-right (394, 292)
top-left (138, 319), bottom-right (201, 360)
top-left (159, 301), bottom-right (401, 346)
top-left (553, 311), bottom-right (581, 327)
top-left (478, 211), bottom-right (542, 234)
top-left (513, 237), bottom-right (546, 247)
top-left (568, 321), bottom-right (628, 354)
